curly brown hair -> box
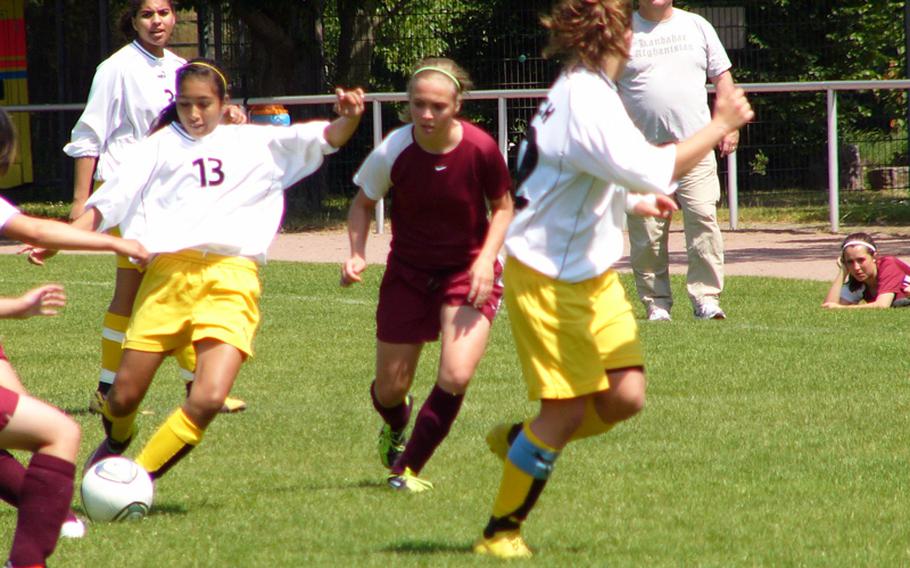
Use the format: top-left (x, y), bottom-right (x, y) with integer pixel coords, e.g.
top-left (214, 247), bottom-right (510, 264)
top-left (541, 0), bottom-right (633, 72)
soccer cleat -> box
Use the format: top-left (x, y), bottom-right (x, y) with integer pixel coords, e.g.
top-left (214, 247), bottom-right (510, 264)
top-left (220, 396), bottom-right (247, 413)
top-left (377, 394), bottom-right (412, 468)
top-left (694, 301), bottom-right (726, 320)
top-left (647, 305), bottom-right (672, 321)
top-left (387, 467), bottom-right (434, 493)
top-left (60, 513), bottom-right (86, 539)
top-left (378, 424), bottom-right (407, 469)
top-left (88, 390), bottom-right (105, 415)
top-left (485, 423), bottom-right (513, 461)
top-left (83, 435), bottom-right (132, 474)
top-left (473, 530), bottom-right (533, 559)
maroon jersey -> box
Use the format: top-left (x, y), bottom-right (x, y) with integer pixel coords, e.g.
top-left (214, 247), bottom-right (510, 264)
top-left (354, 120), bottom-right (510, 271)
top-left (863, 255), bottom-right (910, 303)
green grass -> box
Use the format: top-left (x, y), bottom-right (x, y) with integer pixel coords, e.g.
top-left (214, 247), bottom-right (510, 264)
top-left (718, 189), bottom-right (910, 226)
top-left (0, 255), bottom-right (908, 565)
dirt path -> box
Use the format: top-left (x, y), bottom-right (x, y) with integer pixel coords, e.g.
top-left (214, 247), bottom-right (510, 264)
top-left (264, 224), bottom-right (910, 282)
top-left (5, 224), bottom-right (908, 282)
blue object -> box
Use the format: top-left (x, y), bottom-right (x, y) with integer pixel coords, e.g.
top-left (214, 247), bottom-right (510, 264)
top-left (250, 113), bottom-right (291, 126)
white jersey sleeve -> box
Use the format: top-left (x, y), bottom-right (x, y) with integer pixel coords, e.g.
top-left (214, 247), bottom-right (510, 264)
top-left (0, 196), bottom-right (20, 231)
top-left (63, 58), bottom-right (122, 159)
top-left (266, 121), bottom-right (336, 188)
top-left (353, 126), bottom-right (413, 201)
top-left (84, 139), bottom-right (156, 232)
top-left (568, 83), bottom-right (677, 196)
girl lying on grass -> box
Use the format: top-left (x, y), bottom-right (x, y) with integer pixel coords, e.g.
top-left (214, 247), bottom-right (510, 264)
top-left (822, 232), bottom-right (910, 309)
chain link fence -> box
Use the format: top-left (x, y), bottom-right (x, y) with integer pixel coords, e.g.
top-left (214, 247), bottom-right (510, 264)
top-left (8, 1), bottom-right (910, 214)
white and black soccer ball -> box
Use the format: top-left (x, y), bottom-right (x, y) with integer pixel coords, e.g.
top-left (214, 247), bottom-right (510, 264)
top-left (81, 457), bottom-right (154, 522)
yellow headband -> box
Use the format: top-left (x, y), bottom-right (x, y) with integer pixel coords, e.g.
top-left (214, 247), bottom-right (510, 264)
top-left (184, 61), bottom-right (228, 92)
top-left (413, 66), bottom-right (462, 91)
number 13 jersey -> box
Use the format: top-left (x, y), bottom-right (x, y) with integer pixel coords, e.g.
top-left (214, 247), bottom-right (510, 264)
top-left (85, 121), bottom-right (336, 262)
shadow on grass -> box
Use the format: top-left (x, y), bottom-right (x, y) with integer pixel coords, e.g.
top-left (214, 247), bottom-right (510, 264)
top-left (380, 540), bottom-right (471, 555)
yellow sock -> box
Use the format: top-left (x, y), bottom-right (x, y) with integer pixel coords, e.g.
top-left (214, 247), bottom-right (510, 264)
top-left (101, 399), bottom-right (137, 444)
top-left (490, 423), bottom-right (559, 521)
top-left (100, 312), bottom-right (130, 387)
top-left (569, 398), bottom-right (615, 441)
top-left (136, 408), bottom-right (204, 479)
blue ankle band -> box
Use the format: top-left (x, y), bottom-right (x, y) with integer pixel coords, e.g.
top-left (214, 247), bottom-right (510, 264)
top-left (507, 430), bottom-right (559, 480)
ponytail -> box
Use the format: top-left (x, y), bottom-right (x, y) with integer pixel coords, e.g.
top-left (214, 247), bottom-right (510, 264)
top-left (149, 102), bottom-right (178, 135)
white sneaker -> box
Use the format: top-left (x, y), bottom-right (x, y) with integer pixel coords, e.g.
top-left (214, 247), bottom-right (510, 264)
top-left (647, 306), bottom-right (671, 321)
top-left (695, 302), bottom-right (726, 320)
top-left (60, 515), bottom-right (86, 538)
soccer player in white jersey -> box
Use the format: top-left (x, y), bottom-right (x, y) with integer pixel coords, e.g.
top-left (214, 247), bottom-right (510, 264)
top-left (0, 110), bottom-right (148, 568)
top-left (342, 58), bottom-right (513, 493)
top-left (58, 0), bottom-right (247, 414)
top-left (70, 60), bottom-right (364, 488)
top-left (473, 0), bottom-right (753, 559)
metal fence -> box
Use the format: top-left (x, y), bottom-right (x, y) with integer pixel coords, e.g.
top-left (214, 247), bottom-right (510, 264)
top-left (9, 79), bottom-right (900, 233)
top-left (6, 1), bottom-right (909, 218)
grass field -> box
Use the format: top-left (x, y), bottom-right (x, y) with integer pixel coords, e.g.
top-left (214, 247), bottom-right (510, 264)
top-left (0, 254), bottom-right (908, 566)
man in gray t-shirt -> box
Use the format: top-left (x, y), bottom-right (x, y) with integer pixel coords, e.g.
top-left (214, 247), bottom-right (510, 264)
top-left (618, 0), bottom-right (739, 321)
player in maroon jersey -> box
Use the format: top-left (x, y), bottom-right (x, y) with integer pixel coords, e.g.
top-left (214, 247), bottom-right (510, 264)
top-left (341, 57), bottom-right (514, 492)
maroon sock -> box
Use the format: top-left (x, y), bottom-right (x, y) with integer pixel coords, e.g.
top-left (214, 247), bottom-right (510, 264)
top-left (9, 453), bottom-right (75, 567)
top-left (370, 381), bottom-right (411, 433)
top-left (0, 450), bottom-right (25, 507)
top-left (391, 384), bottom-right (464, 475)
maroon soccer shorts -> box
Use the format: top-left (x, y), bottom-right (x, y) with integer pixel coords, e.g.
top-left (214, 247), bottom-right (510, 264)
top-left (0, 385), bottom-right (19, 431)
top-left (376, 255), bottom-right (503, 344)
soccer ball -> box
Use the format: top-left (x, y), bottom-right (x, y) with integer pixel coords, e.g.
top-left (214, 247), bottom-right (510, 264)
top-left (81, 457), bottom-right (154, 522)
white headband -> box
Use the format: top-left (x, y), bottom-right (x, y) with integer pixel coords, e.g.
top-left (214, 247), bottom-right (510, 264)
top-left (842, 240), bottom-right (876, 253)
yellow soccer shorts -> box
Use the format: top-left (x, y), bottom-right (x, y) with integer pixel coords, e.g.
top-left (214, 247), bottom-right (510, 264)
top-left (124, 250), bottom-right (262, 358)
top-left (503, 256), bottom-right (644, 400)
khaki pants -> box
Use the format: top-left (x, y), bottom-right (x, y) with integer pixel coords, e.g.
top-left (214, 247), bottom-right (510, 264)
top-left (627, 153), bottom-right (724, 311)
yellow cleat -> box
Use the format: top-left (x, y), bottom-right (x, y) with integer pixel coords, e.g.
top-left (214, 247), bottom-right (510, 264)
top-left (485, 423), bottom-right (513, 461)
top-left (387, 467), bottom-right (434, 493)
top-left (220, 396), bottom-right (247, 413)
top-left (473, 530), bottom-right (533, 559)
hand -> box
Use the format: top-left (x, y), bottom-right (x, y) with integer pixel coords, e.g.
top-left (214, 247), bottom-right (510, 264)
top-left (714, 87), bottom-right (754, 134)
top-left (14, 284), bottom-right (66, 318)
top-left (631, 194), bottom-right (679, 219)
top-left (223, 104), bottom-right (248, 125)
top-left (19, 246), bottom-right (57, 266)
top-left (118, 239), bottom-right (149, 267)
top-left (821, 301), bottom-right (843, 309)
top-left (334, 88), bottom-right (365, 119)
top-left (718, 130), bottom-right (739, 157)
top-left (341, 256), bottom-right (366, 287)
top-left (467, 257), bottom-right (495, 308)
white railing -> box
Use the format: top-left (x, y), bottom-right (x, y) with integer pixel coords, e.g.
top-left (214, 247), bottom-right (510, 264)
top-left (12, 80), bottom-right (910, 233)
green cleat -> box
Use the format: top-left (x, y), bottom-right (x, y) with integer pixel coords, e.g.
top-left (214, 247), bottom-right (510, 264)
top-left (377, 394), bottom-right (412, 468)
top-left (473, 530), bottom-right (533, 559)
top-left (378, 424), bottom-right (407, 469)
top-left (485, 423), bottom-right (514, 461)
top-left (387, 467), bottom-right (434, 493)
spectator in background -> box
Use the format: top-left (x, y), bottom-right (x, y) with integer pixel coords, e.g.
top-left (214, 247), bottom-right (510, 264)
top-left (822, 232), bottom-right (910, 309)
top-left (618, 0), bottom-right (740, 321)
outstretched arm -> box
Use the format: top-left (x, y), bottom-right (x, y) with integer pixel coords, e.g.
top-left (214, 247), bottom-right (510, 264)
top-left (324, 88), bottom-right (365, 149)
top-left (674, 86), bottom-right (753, 180)
top-left (5, 211), bottom-right (147, 263)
